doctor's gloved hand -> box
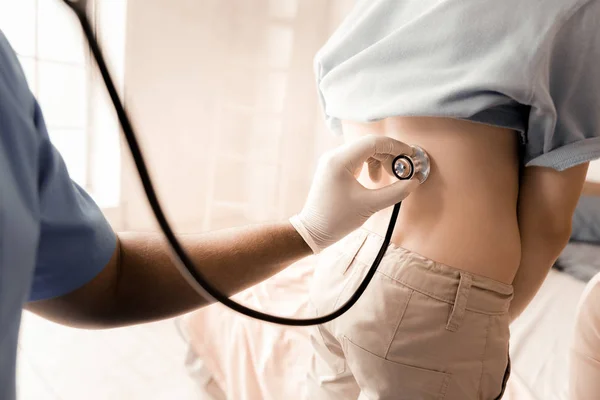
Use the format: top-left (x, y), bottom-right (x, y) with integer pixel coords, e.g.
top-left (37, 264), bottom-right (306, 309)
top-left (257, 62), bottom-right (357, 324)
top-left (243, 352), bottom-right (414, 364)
top-left (290, 135), bottom-right (421, 254)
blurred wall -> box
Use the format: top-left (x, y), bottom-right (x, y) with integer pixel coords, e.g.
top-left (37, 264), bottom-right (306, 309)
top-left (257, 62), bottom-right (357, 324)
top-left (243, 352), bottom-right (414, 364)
top-left (120, 0), bottom-right (351, 232)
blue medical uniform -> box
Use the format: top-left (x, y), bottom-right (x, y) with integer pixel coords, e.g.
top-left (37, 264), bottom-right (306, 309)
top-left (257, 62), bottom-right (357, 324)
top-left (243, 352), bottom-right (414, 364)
top-left (0, 31), bottom-right (116, 400)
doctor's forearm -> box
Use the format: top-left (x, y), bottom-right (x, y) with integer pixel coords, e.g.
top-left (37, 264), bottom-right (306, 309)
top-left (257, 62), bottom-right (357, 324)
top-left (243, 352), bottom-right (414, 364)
top-left (109, 223), bottom-right (311, 326)
top-left (27, 222), bottom-right (311, 329)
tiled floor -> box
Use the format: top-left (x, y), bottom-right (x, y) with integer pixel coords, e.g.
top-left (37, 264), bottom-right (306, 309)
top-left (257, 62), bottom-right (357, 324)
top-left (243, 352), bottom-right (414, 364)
top-left (16, 311), bottom-right (202, 400)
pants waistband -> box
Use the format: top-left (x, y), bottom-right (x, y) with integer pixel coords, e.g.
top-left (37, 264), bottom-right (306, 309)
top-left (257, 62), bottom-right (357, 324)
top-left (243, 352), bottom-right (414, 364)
top-left (335, 229), bottom-right (514, 315)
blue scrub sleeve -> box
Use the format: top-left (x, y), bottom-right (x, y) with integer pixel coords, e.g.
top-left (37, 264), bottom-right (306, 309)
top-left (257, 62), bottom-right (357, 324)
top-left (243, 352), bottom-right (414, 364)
top-left (29, 100), bottom-right (117, 302)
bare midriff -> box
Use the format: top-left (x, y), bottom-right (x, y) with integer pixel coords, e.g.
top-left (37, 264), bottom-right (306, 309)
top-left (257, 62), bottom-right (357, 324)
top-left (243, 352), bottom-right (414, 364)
top-left (343, 117), bottom-right (521, 284)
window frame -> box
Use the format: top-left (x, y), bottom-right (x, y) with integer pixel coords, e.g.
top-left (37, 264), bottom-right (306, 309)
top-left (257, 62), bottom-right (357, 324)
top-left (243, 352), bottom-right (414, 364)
top-left (4, 0), bottom-right (126, 224)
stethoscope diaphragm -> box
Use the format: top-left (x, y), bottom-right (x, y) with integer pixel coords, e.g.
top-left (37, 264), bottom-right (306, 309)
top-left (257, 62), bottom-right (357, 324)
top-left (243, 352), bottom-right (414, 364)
top-left (392, 145), bottom-right (430, 184)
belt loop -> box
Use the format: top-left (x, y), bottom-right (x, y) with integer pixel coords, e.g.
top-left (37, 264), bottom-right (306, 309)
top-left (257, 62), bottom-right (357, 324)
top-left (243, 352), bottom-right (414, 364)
top-left (446, 272), bottom-right (473, 332)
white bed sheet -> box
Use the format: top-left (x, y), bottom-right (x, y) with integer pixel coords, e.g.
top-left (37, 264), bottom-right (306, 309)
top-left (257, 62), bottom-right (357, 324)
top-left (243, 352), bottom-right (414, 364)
top-left (507, 269), bottom-right (586, 400)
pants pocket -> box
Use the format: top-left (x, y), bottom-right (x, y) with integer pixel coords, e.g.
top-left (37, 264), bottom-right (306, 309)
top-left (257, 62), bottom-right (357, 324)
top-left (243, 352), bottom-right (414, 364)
top-left (343, 336), bottom-right (451, 400)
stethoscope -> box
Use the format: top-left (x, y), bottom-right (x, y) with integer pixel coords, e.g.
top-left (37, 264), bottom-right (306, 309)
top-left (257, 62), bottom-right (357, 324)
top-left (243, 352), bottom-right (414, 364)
top-left (63, 0), bottom-right (430, 326)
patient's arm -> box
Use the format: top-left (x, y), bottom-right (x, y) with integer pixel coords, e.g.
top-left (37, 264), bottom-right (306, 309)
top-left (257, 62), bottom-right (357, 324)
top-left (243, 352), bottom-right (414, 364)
top-left (509, 163), bottom-right (589, 321)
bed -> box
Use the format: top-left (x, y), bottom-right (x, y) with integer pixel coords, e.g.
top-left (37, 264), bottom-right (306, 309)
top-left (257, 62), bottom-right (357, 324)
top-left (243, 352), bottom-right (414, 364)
top-left (180, 181), bottom-right (600, 400)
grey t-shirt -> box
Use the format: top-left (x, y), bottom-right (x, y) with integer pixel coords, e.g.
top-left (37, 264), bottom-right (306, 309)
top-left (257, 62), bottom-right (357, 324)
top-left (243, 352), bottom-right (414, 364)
top-left (315, 0), bottom-right (600, 170)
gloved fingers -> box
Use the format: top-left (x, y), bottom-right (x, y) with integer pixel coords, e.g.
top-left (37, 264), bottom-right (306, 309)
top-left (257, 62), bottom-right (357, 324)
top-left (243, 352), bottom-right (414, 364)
top-left (372, 135), bottom-right (414, 159)
top-left (367, 158), bottom-right (383, 181)
top-left (366, 178), bottom-right (421, 210)
top-left (370, 152), bottom-right (393, 164)
top-left (336, 135), bottom-right (413, 175)
top-left (370, 153), bottom-right (396, 179)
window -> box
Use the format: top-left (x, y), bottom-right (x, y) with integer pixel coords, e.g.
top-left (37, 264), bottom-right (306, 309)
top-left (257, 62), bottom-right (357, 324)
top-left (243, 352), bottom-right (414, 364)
top-left (0, 0), bottom-right (126, 209)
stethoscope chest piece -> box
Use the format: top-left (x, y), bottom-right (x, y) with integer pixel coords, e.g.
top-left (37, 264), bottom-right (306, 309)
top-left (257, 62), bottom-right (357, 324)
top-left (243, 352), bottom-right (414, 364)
top-left (392, 145), bottom-right (430, 184)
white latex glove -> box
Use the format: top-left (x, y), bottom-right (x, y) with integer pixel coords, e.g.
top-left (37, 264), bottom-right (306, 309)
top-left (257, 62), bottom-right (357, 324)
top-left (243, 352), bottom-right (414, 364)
top-left (290, 135), bottom-right (421, 253)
